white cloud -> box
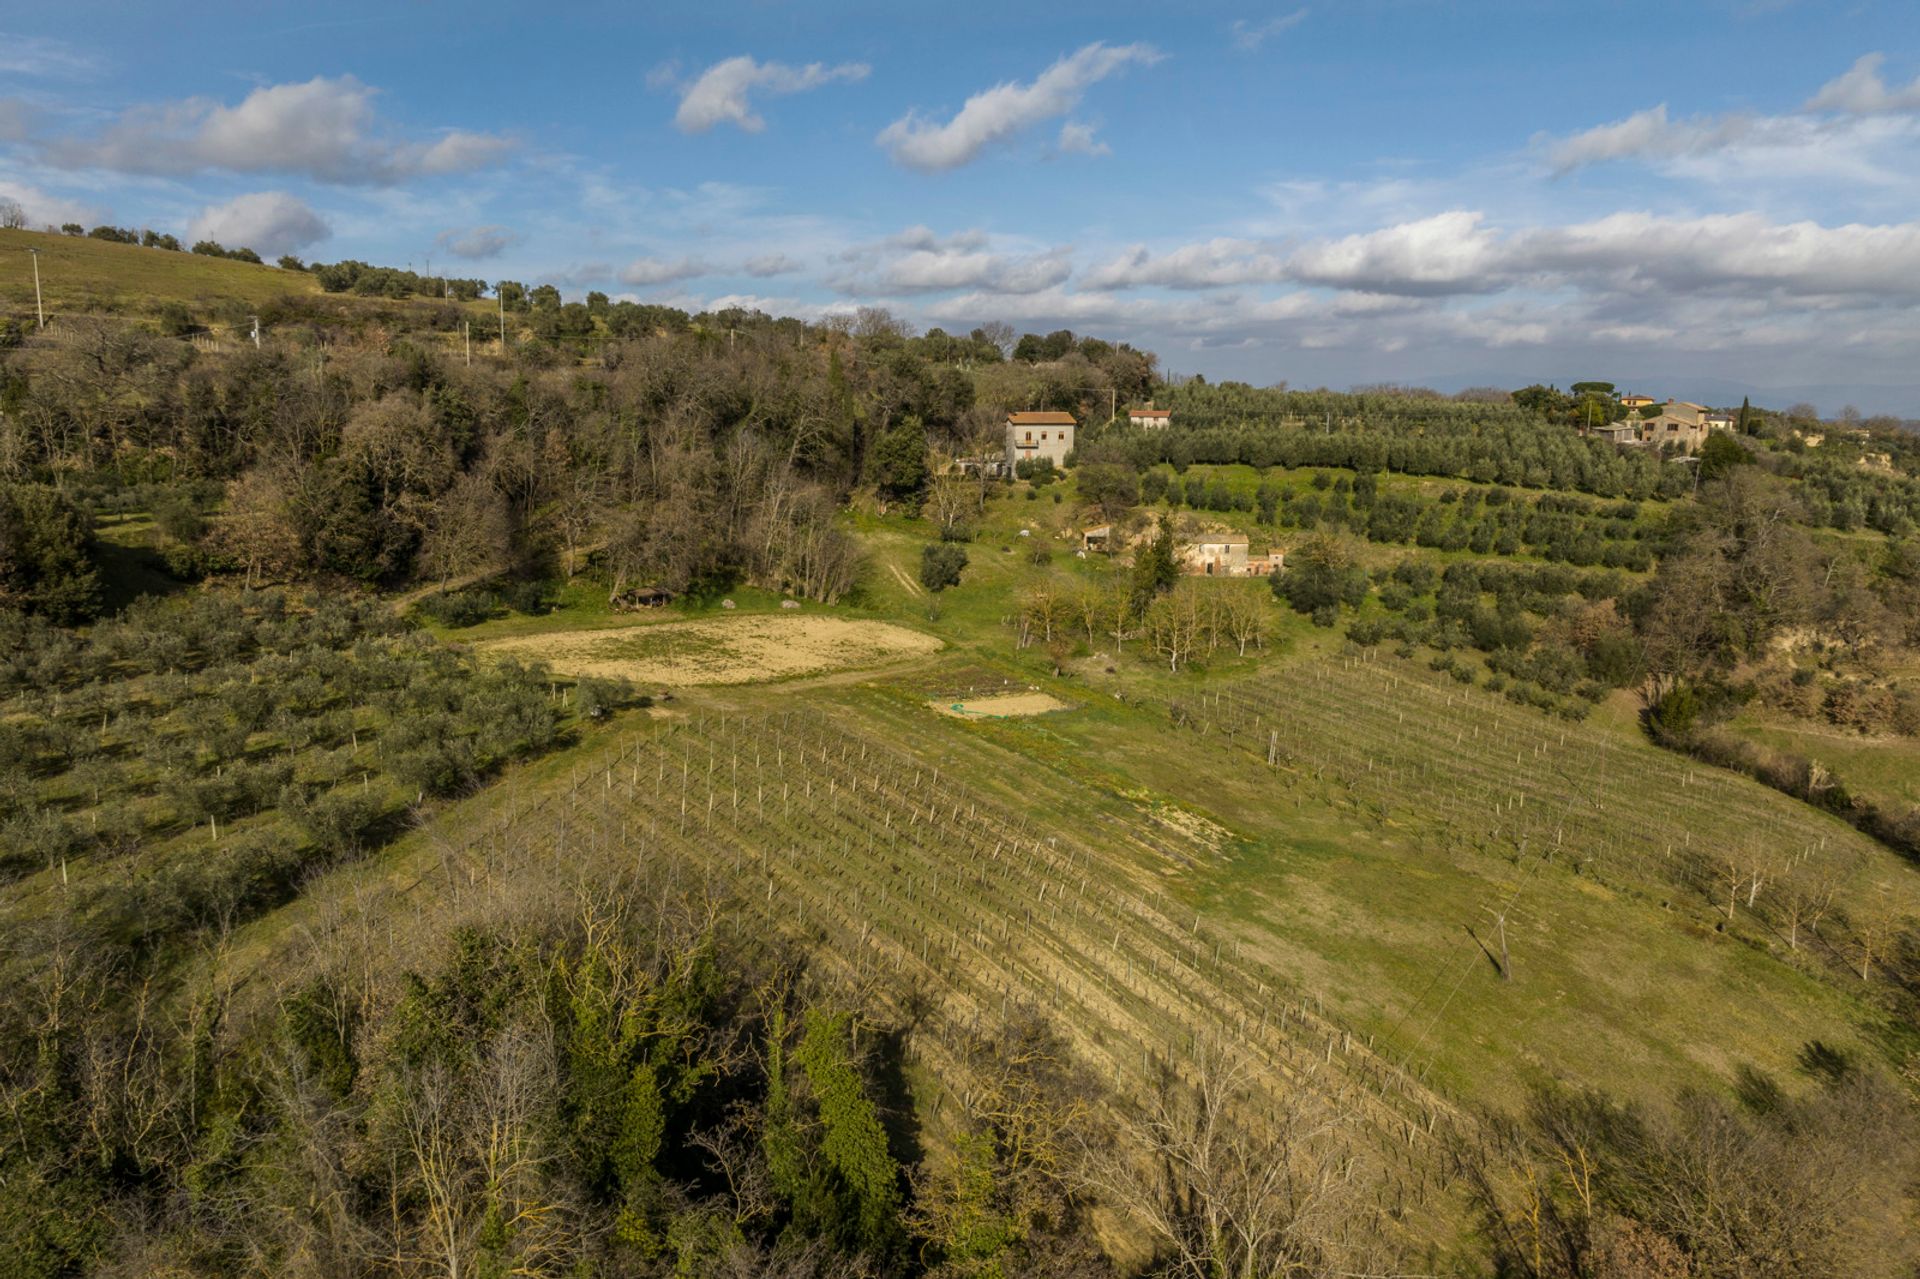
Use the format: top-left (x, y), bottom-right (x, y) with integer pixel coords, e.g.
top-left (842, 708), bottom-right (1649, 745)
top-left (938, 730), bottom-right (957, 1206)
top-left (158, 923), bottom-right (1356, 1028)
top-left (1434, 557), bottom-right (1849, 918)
top-left (1541, 104), bottom-right (1758, 173)
top-left (187, 191), bottom-right (331, 255)
top-left (1287, 211), bottom-right (1504, 294)
top-left (831, 226), bottom-right (1072, 295)
top-left (1084, 237), bottom-right (1288, 289)
top-left (877, 42), bottom-right (1161, 172)
top-left (1805, 53), bottom-right (1920, 115)
top-left (1229, 9), bottom-right (1309, 52)
top-left (671, 56), bottom-right (869, 134)
top-left (436, 224), bottom-right (519, 260)
top-left (0, 178), bottom-right (100, 229)
top-left (1542, 54), bottom-right (1920, 177)
top-left (0, 33), bottom-right (100, 79)
top-left (617, 256), bottom-right (709, 286)
top-left (1055, 121), bottom-right (1110, 157)
top-left (1509, 211), bottom-right (1920, 300)
top-left (743, 252), bottom-right (803, 277)
top-left (45, 76), bottom-right (513, 184)
top-left (1080, 210), bottom-right (1920, 307)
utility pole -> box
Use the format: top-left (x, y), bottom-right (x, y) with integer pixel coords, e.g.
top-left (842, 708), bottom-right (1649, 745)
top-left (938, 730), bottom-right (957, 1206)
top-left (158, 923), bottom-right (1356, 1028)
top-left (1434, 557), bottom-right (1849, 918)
top-left (463, 321), bottom-right (471, 366)
top-left (498, 287), bottom-right (506, 348)
top-left (26, 247), bottom-right (45, 329)
top-left (248, 315), bottom-right (261, 349)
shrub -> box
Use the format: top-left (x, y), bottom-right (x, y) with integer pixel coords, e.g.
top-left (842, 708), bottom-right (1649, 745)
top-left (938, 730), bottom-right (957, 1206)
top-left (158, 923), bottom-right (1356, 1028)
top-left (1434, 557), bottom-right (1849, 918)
top-left (575, 675), bottom-right (633, 721)
top-left (501, 580), bottom-right (555, 615)
top-left (415, 589), bottom-right (497, 628)
top-left (920, 543), bottom-right (968, 592)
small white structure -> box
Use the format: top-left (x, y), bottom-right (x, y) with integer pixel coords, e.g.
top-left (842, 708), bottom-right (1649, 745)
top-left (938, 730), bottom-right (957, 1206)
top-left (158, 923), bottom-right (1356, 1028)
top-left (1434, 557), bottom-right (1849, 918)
top-left (1128, 405), bottom-right (1172, 429)
top-left (1005, 411), bottom-right (1076, 470)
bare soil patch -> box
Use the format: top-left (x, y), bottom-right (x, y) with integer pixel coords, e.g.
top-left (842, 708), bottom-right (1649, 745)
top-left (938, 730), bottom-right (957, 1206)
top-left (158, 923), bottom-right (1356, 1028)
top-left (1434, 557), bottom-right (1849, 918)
top-left (479, 615), bottom-right (941, 686)
top-left (931, 692), bottom-right (1070, 718)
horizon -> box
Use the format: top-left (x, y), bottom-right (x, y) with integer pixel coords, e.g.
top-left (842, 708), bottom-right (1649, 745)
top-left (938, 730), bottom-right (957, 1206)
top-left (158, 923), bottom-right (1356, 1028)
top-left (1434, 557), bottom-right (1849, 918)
top-left (4, 1), bottom-right (1920, 413)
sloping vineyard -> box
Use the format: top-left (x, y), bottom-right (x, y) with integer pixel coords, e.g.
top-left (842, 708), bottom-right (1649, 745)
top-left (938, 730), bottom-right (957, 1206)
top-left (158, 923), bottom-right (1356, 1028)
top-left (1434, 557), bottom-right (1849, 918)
top-left (1167, 654), bottom-right (1916, 981)
top-left (385, 697), bottom-right (1464, 1232)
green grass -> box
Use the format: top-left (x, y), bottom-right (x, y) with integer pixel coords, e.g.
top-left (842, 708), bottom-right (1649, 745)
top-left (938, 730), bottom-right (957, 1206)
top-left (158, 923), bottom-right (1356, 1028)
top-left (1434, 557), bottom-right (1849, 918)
top-left (1727, 708), bottom-right (1920, 808)
top-left (1, 226), bottom-right (320, 316)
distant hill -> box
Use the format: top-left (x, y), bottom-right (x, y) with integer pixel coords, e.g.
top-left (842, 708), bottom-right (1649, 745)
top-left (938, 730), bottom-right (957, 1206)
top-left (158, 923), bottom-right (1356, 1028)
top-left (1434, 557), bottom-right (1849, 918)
top-left (0, 226), bottom-right (321, 318)
top-left (1422, 367), bottom-right (1920, 419)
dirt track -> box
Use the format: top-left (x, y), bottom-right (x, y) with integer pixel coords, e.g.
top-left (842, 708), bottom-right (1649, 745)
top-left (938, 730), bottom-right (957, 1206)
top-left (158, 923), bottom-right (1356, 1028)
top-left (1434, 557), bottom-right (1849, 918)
top-left (479, 614), bottom-right (942, 685)
top-left (931, 692), bottom-right (1069, 718)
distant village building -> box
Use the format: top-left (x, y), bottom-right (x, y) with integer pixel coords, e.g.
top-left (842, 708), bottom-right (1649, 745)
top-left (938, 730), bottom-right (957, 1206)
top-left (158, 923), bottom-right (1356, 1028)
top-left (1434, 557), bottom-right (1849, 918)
top-left (1005, 411), bottom-right (1077, 470)
top-left (1589, 398), bottom-right (1723, 454)
top-left (1128, 405), bottom-right (1172, 428)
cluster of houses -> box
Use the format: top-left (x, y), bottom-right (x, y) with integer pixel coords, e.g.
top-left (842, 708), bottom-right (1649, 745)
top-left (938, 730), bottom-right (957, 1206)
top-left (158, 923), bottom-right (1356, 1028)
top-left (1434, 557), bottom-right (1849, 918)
top-left (1583, 396), bottom-right (1736, 455)
top-left (1004, 407), bottom-right (1283, 577)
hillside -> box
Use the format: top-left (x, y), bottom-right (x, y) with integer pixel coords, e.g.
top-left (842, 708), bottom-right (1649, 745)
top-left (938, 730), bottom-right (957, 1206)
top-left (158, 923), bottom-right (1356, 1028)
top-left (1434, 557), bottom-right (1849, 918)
top-left (0, 225), bottom-right (323, 317)
top-left (2, 246), bottom-right (1918, 1277)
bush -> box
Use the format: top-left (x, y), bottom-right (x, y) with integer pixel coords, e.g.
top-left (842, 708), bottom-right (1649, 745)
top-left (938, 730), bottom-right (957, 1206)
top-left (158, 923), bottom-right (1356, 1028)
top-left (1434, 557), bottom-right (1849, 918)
top-left (920, 543), bottom-right (968, 592)
top-left (415, 589), bottom-right (497, 628)
top-left (575, 675), bottom-right (633, 721)
top-left (501, 579), bottom-right (554, 615)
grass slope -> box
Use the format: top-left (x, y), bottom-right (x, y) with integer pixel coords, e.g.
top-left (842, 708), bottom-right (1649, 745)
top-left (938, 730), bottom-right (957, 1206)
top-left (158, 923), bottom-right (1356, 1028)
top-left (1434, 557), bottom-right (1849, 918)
top-left (0, 226), bottom-right (321, 316)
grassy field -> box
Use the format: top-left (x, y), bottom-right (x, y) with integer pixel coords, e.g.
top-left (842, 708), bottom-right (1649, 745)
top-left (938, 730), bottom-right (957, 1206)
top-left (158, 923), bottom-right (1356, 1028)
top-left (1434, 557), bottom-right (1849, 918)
top-left (159, 477), bottom-right (1913, 1260)
top-left (0, 226), bottom-right (321, 316)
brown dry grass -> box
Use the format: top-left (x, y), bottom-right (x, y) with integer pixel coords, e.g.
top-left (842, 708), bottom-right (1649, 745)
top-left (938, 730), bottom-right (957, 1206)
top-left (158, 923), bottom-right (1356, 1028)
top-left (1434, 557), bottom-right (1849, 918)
top-left (931, 692), bottom-right (1070, 718)
top-left (479, 614), bottom-right (942, 685)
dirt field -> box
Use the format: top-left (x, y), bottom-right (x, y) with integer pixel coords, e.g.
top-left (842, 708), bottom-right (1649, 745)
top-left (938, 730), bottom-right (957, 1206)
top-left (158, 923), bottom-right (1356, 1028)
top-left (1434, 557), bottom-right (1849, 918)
top-left (479, 615), bottom-right (942, 685)
top-left (931, 692), bottom-right (1070, 718)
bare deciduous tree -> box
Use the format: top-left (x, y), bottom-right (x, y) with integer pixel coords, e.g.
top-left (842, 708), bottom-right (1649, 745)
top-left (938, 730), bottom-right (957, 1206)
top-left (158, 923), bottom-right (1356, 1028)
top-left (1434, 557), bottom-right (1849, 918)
top-left (1077, 1041), bottom-right (1383, 1279)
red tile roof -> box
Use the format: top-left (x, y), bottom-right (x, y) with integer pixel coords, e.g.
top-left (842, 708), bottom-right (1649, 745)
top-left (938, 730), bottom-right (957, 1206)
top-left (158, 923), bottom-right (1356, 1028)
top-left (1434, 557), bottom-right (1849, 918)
top-left (1007, 411), bottom-right (1077, 425)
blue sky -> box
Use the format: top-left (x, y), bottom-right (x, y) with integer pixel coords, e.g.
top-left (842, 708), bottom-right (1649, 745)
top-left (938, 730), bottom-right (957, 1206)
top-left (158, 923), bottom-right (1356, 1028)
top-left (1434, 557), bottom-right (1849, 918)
top-left (5, 1), bottom-right (1920, 409)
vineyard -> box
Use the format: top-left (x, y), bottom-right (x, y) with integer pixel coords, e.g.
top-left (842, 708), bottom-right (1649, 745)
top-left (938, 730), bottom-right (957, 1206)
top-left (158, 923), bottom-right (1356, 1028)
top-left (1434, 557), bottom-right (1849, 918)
top-left (210, 648), bottom-right (1917, 1263)
top-left (323, 685), bottom-right (1473, 1243)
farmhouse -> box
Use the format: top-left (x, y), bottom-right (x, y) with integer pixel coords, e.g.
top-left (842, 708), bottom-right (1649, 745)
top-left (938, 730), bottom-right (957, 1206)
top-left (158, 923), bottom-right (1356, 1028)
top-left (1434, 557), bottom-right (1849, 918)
top-left (1005, 411), bottom-right (1076, 470)
top-left (1620, 394), bottom-right (1655, 409)
top-left (1182, 535), bottom-right (1252, 577)
top-left (1703, 411), bottom-right (1736, 433)
top-left (1128, 405), bottom-right (1172, 428)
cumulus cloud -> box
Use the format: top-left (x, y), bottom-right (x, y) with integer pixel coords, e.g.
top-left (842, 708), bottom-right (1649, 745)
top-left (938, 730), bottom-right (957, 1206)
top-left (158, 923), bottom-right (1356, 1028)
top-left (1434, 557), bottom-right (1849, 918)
top-left (1097, 210), bottom-right (1920, 305)
top-left (1542, 54), bottom-right (1920, 176)
top-left (617, 256), bottom-right (709, 286)
top-left (1229, 9), bottom-right (1309, 51)
top-left (877, 42), bottom-right (1161, 171)
top-left (435, 225), bottom-right (520, 260)
top-left (670, 56), bottom-right (869, 134)
top-left (1541, 104), bottom-right (1759, 173)
top-left (187, 191), bottom-right (331, 255)
top-left (44, 76), bottom-right (513, 184)
top-left (1287, 211), bottom-right (1505, 294)
top-left (831, 226), bottom-right (1072, 295)
top-left (1805, 53), bottom-right (1920, 115)
top-left (1055, 121), bottom-right (1110, 157)
top-left (1509, 211), bottom-right (1920, 299)
top-left (1084, 237), bottom-right (1289, 289)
